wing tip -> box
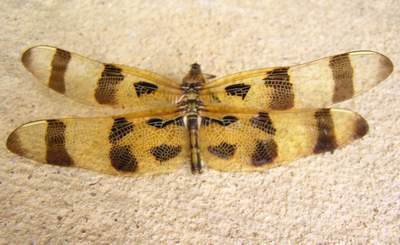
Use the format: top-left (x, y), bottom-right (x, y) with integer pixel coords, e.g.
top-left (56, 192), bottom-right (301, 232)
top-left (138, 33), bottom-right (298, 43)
top-left (6, 128), bottom-right (26, 156)
top-left (21, 45), bottom-right (58, 69)
top-left (377, 52), bottom-right (394, 81)
top-left (21, 47), bottom-right (33, 70)
top-left (355, 50), bottom-right (394, 81)
top-left (353, 115), bottom-right (369, 140)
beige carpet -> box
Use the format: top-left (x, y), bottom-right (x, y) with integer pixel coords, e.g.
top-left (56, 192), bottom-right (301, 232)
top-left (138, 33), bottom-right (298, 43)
top-left (1, 0), bottom-right (399, 243)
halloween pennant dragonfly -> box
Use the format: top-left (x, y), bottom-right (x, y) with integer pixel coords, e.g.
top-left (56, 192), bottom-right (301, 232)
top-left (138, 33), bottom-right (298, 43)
top-left (6, 46), bottom-right (393, 176)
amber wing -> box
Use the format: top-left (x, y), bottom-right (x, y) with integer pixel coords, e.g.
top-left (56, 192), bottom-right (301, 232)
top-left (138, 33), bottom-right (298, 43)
top-left (7, 112), bottom-right (189, 176)
top-left (21, 45), bottom-right (182, 111)
top-left (199, 109), bottom-right (368, 172)
top-left (201, 51), bottom-right (393, 112)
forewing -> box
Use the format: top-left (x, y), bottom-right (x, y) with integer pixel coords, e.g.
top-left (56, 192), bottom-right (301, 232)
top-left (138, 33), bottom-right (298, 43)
top-left (7, 112), bottom-right (189, 176)
top-left (200, 109), bottom-right (368, 172)
top-left (22, 46), bottom-right (181, 110)
top-left (201, 51), bottom-right (393, 111)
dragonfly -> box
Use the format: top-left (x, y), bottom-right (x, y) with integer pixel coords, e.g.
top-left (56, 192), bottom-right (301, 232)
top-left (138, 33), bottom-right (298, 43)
top-left (6, 46), bottom-right (393, 176)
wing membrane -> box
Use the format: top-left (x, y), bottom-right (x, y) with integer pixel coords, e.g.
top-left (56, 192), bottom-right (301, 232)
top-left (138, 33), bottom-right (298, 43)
top-left (199, 109), bottom-right (368, 172)
top-left (201, 51), bottom-right (393, 112)
top-left (7, 112), bottom-right (189, 176)
top-left (22, 46), bottom-right (181, 110)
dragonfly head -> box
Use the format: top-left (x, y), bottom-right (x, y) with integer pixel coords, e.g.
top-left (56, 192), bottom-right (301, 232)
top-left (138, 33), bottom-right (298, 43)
top-left (190, 63), bottom-right (201, 74)
top-left (182, 63), bottom-right (206, 91)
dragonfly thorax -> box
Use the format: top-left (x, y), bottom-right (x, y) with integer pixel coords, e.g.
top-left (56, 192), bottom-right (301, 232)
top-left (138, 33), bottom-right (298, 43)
top-left (177, 92), bottom-right (203, 113)
top-left (179, 63), bottom-right (206, 113)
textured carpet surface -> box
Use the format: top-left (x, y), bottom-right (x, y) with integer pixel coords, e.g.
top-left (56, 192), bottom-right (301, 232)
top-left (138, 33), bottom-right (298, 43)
top-left (1, 0), bottom-right (399, 243)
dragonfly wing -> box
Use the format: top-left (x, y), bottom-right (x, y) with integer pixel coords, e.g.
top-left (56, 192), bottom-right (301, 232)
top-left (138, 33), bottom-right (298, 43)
top-left (22, 45), bottom-right (182, 111)
top-left (201, 51), bottom-right (393, 111)
top-left (199, 109), bottom-right (368, 172)
top-left (7, 112), bottom-right (189, 176)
